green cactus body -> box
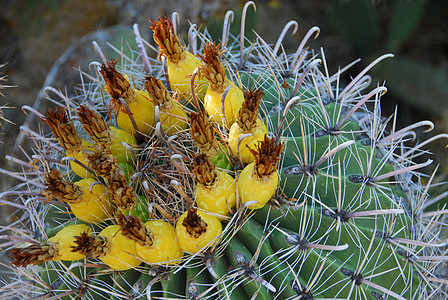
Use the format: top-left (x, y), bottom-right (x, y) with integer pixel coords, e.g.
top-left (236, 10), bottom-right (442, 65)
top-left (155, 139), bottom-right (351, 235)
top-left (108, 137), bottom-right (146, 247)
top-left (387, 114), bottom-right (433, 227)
top-left (1, 3), bottom-right (447, 300)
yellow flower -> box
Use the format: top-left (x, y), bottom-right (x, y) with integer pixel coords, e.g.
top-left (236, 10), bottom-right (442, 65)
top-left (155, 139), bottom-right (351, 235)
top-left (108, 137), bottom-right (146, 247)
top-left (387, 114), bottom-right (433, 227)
top-left (238, 135), bottom-right (283, 209)
top-left (199, 42), bottom-right (243, 127)
top-left (49, 224), bottom-right (92, 261)
top-left (175, 208), bottom-right (222, 253)
top-left (229, 89), bottom-right (268, 163)
top-left (192, 154), bottom-right (236, 216)
top-left (100, 59), bottom-right (155, 136)
top-left (150, 16), bottom-right (207, 98)
top-left (99, 225), bottom-right (141, 270)
top-left (136, 220), bottom-right (183, 265)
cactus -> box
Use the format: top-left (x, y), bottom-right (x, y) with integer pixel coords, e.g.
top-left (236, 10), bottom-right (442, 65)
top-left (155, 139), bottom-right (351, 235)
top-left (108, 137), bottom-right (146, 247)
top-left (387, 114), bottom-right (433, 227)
top-left (1, 3), bottom-right (447, 299)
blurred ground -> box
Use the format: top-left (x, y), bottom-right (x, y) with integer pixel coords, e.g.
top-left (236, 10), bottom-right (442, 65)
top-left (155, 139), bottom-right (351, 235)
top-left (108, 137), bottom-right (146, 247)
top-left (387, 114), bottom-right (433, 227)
top-left (1, 0), bottom-right (447, 283)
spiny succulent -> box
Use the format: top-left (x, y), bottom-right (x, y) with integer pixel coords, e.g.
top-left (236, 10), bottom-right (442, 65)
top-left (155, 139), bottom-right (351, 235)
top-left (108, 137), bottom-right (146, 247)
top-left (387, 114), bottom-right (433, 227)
top-left (1, 2), bottom-right (447, 299)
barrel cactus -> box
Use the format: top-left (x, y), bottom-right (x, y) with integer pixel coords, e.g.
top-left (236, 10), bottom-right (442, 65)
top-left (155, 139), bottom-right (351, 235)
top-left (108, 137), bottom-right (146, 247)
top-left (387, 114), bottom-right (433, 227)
top-left (1, 2), bottom-right (447, 299)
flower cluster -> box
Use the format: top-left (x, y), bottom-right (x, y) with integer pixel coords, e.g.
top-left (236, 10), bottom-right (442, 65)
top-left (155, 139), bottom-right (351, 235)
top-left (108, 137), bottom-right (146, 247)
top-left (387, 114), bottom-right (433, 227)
top-left (1, 3), bottom-right (447, 300)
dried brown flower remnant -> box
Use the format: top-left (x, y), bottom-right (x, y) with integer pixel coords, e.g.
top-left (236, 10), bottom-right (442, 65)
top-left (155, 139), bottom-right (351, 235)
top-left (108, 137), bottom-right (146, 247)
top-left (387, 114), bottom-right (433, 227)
top-left (192, 154), bottom-right (217, 187)
top-left (108, 171), bottom-right (137, 212)
top-left (87, 147), bottom-right (137, 212)
top-left (42, 169), bottom-right (83, 204)
top-left (150, 16), bottom-right (185, 63)
top-left (10, 243), bottom-right (57, 267)
top-left (100, 59), bottom-right (134, 101)
top-left (77, 106), bottom-right (111, 146)
top-left (238, 89), bottom-right (264, 132)
top-left (117, 214), bottom-right (153, 247)
top-left (144, 75), bottom-right (173, 108)
top-left (199, 42), bottom-right (227, 93)
top-left (87, 146), bottom-right (117, 178)
top-left (45, 107), bottom-right (83, 152)
top-left (249, 135), bottom-right (284, 178)
top-left (71, 232), bottom-right (107, 259)
top-left (100, 59), bottom-right (137, 119)
top-left (190, 111), bottom-right (220, 157)
top-left (182, 208), bottom-right (208, 238)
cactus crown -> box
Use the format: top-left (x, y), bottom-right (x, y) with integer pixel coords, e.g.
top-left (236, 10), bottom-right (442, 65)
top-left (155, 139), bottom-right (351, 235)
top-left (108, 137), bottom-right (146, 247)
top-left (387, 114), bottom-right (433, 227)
top-left (1, 3), bottom-right (447, 300)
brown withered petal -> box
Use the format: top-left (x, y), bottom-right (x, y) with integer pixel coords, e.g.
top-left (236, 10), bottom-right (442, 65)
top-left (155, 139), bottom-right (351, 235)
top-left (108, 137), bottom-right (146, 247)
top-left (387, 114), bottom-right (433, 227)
top-left (45, 107), bottom-right (83, 152)
top-left (182, 208), bottom-right (208, 238)
top-left (10, 243), bottom-right (57, 267)
top-left (190, 111), bottom-right (220, 157)
top-left (87, 146), bottom-right (117, 178)
top-left (77, 105), bottom-right (111, 145)
top-left (100, 59), bottom-right (137, 118)
top-left (192, 154), bottom-right (217, 187)
top-left (150, 16), bottom-right (184, 63)
top-left (144, 75), bottom-right (173, 108)
top-left (42, 169), bottom-right (83, 204)
top-left (237, 89), bottom-right (265, 132)
top-left (108, 170), bottom-right (137, 211)
top-left (198, 42), bottom-right (227, 93)
top-left (87, 147), bottom-right (137, 212)
top-left (100, 59), bottom-right (128, 99)
top-left (248, 135), bottom-right (284, 177)
top-left (71, 232), bottom-right (107, 259)
top-left (117, 214), bottom-right (153, 246)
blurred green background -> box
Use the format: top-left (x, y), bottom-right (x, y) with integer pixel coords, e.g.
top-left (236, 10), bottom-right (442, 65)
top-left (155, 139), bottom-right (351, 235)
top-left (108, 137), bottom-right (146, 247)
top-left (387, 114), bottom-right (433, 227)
top-left (1, 0), bottom-right (448, 274)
